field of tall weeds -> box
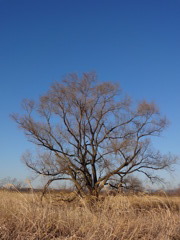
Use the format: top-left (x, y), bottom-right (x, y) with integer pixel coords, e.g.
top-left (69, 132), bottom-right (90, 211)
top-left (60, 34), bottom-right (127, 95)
top-left (0, 190), bottom-right (180, 240)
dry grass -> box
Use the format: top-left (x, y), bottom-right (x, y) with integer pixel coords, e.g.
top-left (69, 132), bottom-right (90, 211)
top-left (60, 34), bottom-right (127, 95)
top-left (0, 190), bottom-right (180, 240)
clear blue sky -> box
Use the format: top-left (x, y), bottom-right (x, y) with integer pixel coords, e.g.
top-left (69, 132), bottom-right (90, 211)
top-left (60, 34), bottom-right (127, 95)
top-left (0, 0), bottom-right (180, 187)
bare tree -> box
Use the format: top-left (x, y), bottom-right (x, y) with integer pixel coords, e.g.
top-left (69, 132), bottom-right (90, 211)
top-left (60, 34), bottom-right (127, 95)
top-left (109, 175), bottom-right (144, 193)
top-left (12, 72), bottom-right (176, 197)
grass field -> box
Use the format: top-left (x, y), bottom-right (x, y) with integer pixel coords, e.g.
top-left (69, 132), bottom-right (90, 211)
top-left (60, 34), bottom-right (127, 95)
top-left (0, 190), bottom-right (180, 240)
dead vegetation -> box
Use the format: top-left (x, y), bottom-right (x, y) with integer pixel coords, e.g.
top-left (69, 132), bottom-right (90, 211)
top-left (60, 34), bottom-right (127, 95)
top-left (0, 190), bottom-right (180, 240)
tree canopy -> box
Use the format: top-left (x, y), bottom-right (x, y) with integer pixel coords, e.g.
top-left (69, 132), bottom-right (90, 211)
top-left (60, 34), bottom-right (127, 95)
top-left (12, 72), bottom-right (176, 197)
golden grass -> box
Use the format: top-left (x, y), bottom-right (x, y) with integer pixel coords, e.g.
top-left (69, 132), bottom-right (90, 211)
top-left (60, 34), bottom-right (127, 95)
top-left (0, 190), bottom-right (180, 240)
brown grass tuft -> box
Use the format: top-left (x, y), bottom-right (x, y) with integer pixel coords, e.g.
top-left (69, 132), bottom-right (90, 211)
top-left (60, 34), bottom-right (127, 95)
top-left (0, 190), bottom-right (180, 239)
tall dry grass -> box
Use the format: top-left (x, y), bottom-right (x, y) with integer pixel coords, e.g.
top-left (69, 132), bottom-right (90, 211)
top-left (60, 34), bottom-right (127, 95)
top-left (0, 190), bottom-right (180, 240)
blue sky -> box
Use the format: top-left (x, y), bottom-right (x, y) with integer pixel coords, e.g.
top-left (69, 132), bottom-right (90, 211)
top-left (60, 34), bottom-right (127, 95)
top-left (0, 0), bottom-right (180, 187)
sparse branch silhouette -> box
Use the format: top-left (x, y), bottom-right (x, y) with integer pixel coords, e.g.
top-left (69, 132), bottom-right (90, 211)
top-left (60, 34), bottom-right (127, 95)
top-left (12, 72), bottom-right (176, 197)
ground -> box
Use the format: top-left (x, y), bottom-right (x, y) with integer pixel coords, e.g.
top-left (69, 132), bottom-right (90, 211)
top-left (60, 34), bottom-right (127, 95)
top-left (0, 190), bottom-right (180, 240)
